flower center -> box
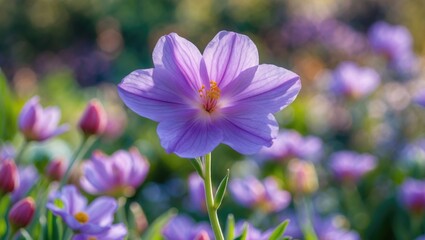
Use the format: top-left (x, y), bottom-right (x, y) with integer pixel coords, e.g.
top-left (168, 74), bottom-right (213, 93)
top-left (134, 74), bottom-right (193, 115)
top-left (88, 237), bottom-right (97, 240)
top-left (74, 211), bottom-right (89, 224)
top-left (198, 81), bottom-right (221, 113)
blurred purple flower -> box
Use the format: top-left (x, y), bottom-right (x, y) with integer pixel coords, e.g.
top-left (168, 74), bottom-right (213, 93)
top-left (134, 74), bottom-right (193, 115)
top-left (399, 178), bottom-right (425, 213)
top-left (399, 139), bottom-right (425, 171)
top-left (368, 21), bottom-right (418, 77)
top-left (282, 17), bottom-right (319, 47)
top-left (19, 96), bottom-right (68, 141)
top-left (368, 21), bottom-right (412, 61)
top-left (257, 130), bottom-right (323, 162)
top-left (330, 62), bottom-right (380, 99)
top-left (0, 143), bottom-right (15, 161)
top-left (414, 90), bottom-right (425, 108)
top-left (11, 165), bottom-right (39, 203)
top-left (162, 214), bottom-right (213, 240)
top-left (80, 148), bottom-right (149, 197)
top-left (316, 217), bottom-right (360, 240)
top-left (118, 31), bottom-right (301, 158)
top-left (47, 185), bottom-right (118, 235)
top-left (188, 173), bottom-right (206, 212)
top-left (318, 19), bottom-right (367, 55)
top-left (73, 223), bottom-right (127, 240)
top-left (234, 222), bottom-right (272, 240)
top-left (230, 176), bottom-right (291, 213)
top-left (329, 151), bottom-right (376, 182)
top-left (416, 235), bottom-right (425, 240)
top-left (280, 213), bottom-right (360, 240)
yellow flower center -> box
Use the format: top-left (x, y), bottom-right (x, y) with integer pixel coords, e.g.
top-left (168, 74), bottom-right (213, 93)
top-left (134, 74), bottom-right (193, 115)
top-left (74, 211), bottom-right (89, 224)
top-left (199, 81), bottom-right (221, 113)
top-left (87, 237), bottom-right (97, 240)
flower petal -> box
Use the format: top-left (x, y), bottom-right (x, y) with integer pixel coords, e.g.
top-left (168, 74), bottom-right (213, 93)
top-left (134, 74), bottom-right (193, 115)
top-left (86, 197), bottom-right (117, 226)
top-left (118, 69), bottom-right (199, 122)
top-left (203, 31), bottom-right (259, 88)
top-left (18, 96), bottom-right (40, 132)
top-left (219, 113), bottom-right (278, 154)
top-left (61, 185), bottom-right (87, 215)
top-left (152, 33), bottom-right (204, 93)
top-left (224, 64), bottom-right (301, 114)
top-left (98, 223), bottom-right (127, 239)
top-left (157, 119), bottom-right (223, 158)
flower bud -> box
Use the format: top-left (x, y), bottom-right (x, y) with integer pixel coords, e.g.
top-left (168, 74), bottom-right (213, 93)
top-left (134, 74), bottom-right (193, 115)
top-left (46, 159), bottom-right (66, 181)
top-left (287, 159), bottom-right (318, 195)
top-left (8, 197), bottom-right (36, 229)
top-left (78, 99), bottom-right (107, 136)
top-left (18, 96), bottom-right (68, 141)
top-left (0, 160), bottom-right (19, 195)
top-left (194, 230), bottom-right (210, 240)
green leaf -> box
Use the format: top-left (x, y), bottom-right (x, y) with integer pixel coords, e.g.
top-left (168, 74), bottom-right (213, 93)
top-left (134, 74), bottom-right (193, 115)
top-left (141, 208), bottom-right (177, 240)
top-left (46, 211), bottom-right (61, 240)
top-left (268, 220), bottom-right (289, 240)
top-left (214, 169), bottom-right (230, 209)
top-left (225, 214), bottom-right (235, 240)
top-left (190, 157), bottom-right (204, 179)
top-left (234, 223), bottom-right (248, 240)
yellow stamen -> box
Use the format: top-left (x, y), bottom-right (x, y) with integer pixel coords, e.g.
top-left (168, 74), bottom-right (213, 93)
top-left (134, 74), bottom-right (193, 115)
top-left (88, 237), bottom-right (97, 240)
top-left (74, 211), bottom-right (89, 224)
top-left (199, 81), bottom-right (221, 113)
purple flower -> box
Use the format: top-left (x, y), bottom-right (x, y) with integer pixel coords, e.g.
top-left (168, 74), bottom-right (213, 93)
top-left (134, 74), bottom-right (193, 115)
top-left (414, 89), bottom-right (425, 108)
top-left (279, 213), bottom-right (360, 240)
top-left (18, 96), bottom-right (68, 141)
top-left (188, 173), bottom-right (206, 212)
top-left (257, 130), bottom-right (323, 162)
top-left (399, 178), bottom-right (425, 213)
top-left (317, 19), bottom-right (367, 56)
top-left (11, 165), bottom-right (39, 203)
top-left (368, 21), bottom-right (413, 61)
top-left (80, 148), bottom-right (149, 197)
top-left (330, 62), bottom-right (380, 99)
top-left (234, 222), bottom-right (272, 240)
top-left (73, 223), bottom-right (127, 240)
top-left (0, 143), bottom-right (15, 161)
top-left (162, 214), bottom-right (213, 240)
top-left (230, 176), bottom-right (291, 213)
top-left (47, 185), bottom-right (118, 235)
top-left (316, 217), bottom-right (360, 240)
top-left (329, 151), bottom-right (376, 182)
top-left (416, 235), bottom-right (425, 240)
top-left (118, 31), bottom-right (301, 158)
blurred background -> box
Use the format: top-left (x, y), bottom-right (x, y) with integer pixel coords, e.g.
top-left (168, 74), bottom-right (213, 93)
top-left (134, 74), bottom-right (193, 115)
top-left (1, 0), bottom-right (425, 239)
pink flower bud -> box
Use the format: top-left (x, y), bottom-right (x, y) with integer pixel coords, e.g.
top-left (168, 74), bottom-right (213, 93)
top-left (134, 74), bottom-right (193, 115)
top-left (8, 197), bottom-right (35, 229)
top-left (194, 230), bottom-right (210, 240)
top-left (46, 159), bottom-right (66, 181)
top-left (78, 99), bottom-right (107, 136)
top-left (0, 160), bottom-right (19, 195)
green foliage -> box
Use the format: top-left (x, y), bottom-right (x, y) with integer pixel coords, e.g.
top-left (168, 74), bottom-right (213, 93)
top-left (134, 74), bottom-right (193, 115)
top-left (141, 209), bottom-right (177, 240)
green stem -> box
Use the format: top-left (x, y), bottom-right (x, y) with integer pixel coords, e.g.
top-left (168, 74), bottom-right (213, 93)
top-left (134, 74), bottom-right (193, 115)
top-left (295, 195), bottom-right (318, 240)
top-left (14, 139), bottom-right (29, 165)
top-left (59, 136), bottom-right (95, 189)
top-left (203, 153), bottom-right (224, 240)
top-left (118, 197), bottom-right (128, 226)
